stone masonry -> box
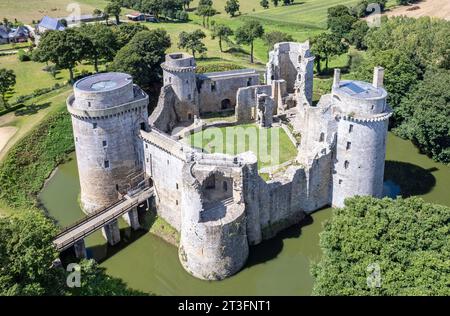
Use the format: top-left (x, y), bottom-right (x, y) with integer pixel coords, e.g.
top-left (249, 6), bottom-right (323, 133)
top-left (69, 40), bottom-right (391, 281)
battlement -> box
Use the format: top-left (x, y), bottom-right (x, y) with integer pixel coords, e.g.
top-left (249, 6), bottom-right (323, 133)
top-left (162, 52), bottom-right (196, 72)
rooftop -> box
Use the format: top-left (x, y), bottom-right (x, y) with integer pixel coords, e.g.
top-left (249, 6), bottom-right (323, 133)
top-left (38, 16), bottom-right (65, 31)
top-left (74, 73), bottom-right (132, 92)
top-left (335, 80), bottom-right (387, 100)
top-left (200, 69), bottom-right (258, 80)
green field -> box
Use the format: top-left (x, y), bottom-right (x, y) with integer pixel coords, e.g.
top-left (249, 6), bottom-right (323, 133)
top-left (187, 124), bottom-right (298, 169)
top-left (0, 0), bottom-right (135, 24)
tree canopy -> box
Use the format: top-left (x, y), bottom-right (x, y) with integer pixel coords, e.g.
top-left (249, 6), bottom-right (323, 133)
top-left (178, 29), bottom-right (207, 58)
top-left (111, 29), bottom-right (171, 88)
top-left (225, 0), bottom-right (240, 17)
top-left (394, 69), bottom-right (450, 164)
top-left (311, 32), bottom-right (348, 73)
top-left (312, 196), bottom-right (450, 296)
top-left (212, 24), bottom-right (233, 52)
top-left (0, 68), bottom-right (16, 107)
top-left (80, 23), bottom-right (118, 73)
top-left (235, 20), bottom-right (264, 63)
top-left (33, 29), bottom-right (92, 83)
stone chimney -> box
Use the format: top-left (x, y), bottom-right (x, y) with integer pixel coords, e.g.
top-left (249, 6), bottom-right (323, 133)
top-left (373, 66), bottom-right (384, 88)
top-left (333, 68), bottom-right (341, 88)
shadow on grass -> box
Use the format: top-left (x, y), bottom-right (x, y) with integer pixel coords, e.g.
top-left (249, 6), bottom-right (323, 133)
top-left (15, 102), bottom-right (51, 116)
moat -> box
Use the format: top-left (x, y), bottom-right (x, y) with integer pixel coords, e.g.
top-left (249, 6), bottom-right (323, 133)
top-left (39, 133), bottom-right (450, 295)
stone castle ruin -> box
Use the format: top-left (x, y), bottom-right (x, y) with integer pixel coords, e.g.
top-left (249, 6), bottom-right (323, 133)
top-left (67, 41), bottom-right (392, 281)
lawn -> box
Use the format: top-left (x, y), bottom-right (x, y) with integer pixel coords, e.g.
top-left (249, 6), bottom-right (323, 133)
top-left (0, 54), bottom-right (98, 104)
top-left (187, 123), bottom-right (298, 169)
top-left (0, 0), bottom-right (113, 24)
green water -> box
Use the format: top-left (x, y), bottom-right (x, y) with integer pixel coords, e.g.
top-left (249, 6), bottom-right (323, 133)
top-left (39, 133), bottom-right (450, 295)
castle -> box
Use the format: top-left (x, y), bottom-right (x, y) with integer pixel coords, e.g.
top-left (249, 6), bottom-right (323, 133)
top-left (67, 41), bottom-right (392, 281)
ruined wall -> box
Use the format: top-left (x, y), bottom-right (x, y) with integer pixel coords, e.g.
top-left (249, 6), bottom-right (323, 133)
top-left (141, 129), bottom-right (187, 230)
top-left (197, 71), bottom-right (260, 114)
top-left (235, 85), bottom-right (272, 123)
top-left (149, 85), bottom-right (178, 133)
top-left (179, 155), bottom-right (249, 280)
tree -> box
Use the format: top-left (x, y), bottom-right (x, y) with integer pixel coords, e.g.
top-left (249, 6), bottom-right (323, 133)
top-left (312, 196), bottom-right (450, 296)
top-left (260, 0), bottom-right (269, 9)
top-left (212, 24), bottom-right (233, 52)
top-left (311, 32), bottom-right (348, 73)
top-left (69, 259), bottom-right (149, 296)
top-left (182, 0), bottom-right (193, 10)
top-left (92, 8), bottom-right (103, 17)
top-left (263, 31), bottom-right (294, 53)
top-left (197, 3), bottom-right (216, 28)
top-left (271, 0), bottom-right (279, 7)
top-left (348, 20), bottom-right (369, 50)
top-left (178, 29), bottom-right (207, 58)
top-left (0, 68), bottom-right (16, 107)
top-left (225, 0), bottom-right (240, 17)
top-left (33, 29), bottom-right (92, 84)
top-left (327, 5), bottom-right (358, 38)
top-left (105, 1), bottom-right (122, 25)
top-left (235, 20), bottom-right (264, 63)
top-left (114, 23), bottom-right (147, 48)
top-left (394, 68), bottom-right (450, 164)
top-left (111, 29), bottom-right (171, 88)
top-left (80, 23), bottom-right (118, 72)
top-left (0, 210), bottom-right (148, 296)
top-left (0, 210), bottom-right (64, 295)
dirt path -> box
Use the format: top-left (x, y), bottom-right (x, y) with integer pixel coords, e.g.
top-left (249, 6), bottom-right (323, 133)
top-left (385, 0), bottom-right (450, 20)
top-left (0, 126), bottom-right (18, 153)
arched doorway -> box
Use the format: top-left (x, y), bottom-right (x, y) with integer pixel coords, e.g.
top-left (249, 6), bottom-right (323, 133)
top-left (221, 99), bottom-right (232, 110)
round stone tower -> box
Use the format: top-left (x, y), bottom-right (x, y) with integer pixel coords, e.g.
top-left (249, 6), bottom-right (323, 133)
top-left (331, 67), bottom-right (392, 207)
top-left (67, 72), bottom-right (149, 213)
top-left (179, 157), bottom-right (249, 280)
top-left (161, 52), bottom-right (198, 121)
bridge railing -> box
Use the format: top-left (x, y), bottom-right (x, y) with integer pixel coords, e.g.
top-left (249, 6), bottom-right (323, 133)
top-left (54, 198), bottom-right (127, 239)
top-left (55, 199), bottom-right (140, 251)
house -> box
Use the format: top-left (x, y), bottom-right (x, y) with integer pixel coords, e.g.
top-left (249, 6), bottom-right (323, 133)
top-left (64, 14), bottom-right (105, 25)
top-left (125, 12), bottom-right (158, 22)
top-left (0, 26), bottom-right (9, 44)
top-left (9, 26), bottom-right (29, 43)
top-left (36, 16), bottom-right (65, 34)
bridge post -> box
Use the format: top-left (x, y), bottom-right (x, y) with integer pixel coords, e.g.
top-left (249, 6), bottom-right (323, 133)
top-left (123, 207), bottom-right (140, 230)
top-left (102, 220), bottom-right (121, 246)
top-left (73, 239), bottom-right (87, 259)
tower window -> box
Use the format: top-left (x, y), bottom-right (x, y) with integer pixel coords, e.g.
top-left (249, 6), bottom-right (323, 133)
top-left (339, 179), bottom-right (343, 185)
top-left (88, 102), bottom-right (91, 107)
top-left (211, 81), bottom-right (216, 92)
top-left (169, 77), bottom-right (172, 83)
top-left (75, 137), bottom-right (78, 142)
top-left (145, 144), bottom-right (148, 149)
top-left (104, 160), bottom-right (110, 168)
top-left (346, 142), bottom-right (351, 150)
top-left (176, 200), bottom-right (179, 206)
top-left (102, 140), bottom-right (107, 147)
top-left (116, 184), bottom-right (119, 191)
top-left (188, 94), bottom-right (191, 100)
top-left (167, 159), bottom-right (170, 165)
top-left (223, 181), bottom-right (228, 192)
top-left (344, 160), bottom-right (349, 169)
top-left (176, 183), bottom-right (179, 190)
top-left (349, 124), bottom-right (353, 133)
top-left (247, 78), bottom-right (252, 86)
top-left (319, 132), bottom-right (324, 142)
top-left (93, 122), bottom-right (97, 129)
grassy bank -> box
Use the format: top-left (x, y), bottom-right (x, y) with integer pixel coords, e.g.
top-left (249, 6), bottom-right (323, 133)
top-left (0, 108), bottom-right (74, 209)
